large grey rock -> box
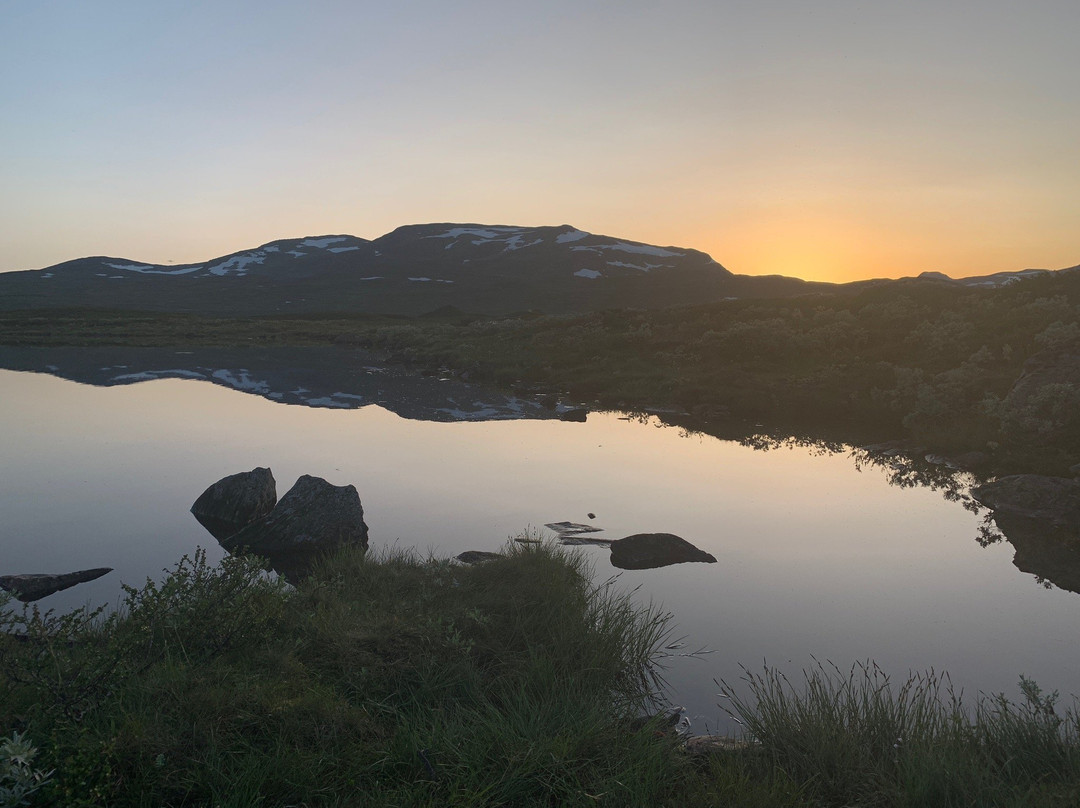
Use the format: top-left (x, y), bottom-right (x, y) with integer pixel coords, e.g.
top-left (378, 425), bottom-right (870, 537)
top-left (0, 568), bottom-right (113, 603)
top-left (972, 475), bottom-right (1080, 528)
top-left (191, 467), bottom-right (277, 541)
top-left (609, 533), bottom-right (716, 570)
top-left (223, 474), bottom-right (369, 580)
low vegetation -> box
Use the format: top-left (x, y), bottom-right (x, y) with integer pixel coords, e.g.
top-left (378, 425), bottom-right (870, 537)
top-left (2, 546), bottom-right (1078, 806)
top-left (4, 272), bottom-right (1077, 474)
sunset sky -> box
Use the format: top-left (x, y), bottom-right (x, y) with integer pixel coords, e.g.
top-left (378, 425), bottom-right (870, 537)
top-left (2, 0), bottom-right (1078, 282)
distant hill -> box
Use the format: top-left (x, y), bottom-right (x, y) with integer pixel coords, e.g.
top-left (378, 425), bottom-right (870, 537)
top-left (0, 223), bottom-right (1075, 316)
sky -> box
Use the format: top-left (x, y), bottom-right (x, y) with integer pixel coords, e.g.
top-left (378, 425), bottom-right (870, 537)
top-left (1, 0), bottom-right (1078, 283)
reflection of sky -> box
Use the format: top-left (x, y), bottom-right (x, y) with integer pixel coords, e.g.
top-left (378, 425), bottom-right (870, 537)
top-left (2, 2), bottom-right (1079, 281)
top-left (3, 369), bottom-right (1079, 731)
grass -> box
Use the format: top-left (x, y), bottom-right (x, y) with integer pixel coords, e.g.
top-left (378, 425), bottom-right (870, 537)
top-left (2, 544), bottom-right (1078, 806)
top-left (721, 659), bottom-right (1080, 807)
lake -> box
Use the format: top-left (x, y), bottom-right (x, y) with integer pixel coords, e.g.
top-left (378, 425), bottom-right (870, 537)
top-left (2, 364), bottom-right (1078, 734)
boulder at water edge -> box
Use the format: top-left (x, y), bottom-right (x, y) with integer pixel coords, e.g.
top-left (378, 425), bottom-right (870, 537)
top-left (608, 533), bottom-right (716, 570)
top-left (971, 475), bottom-right (1080, 528)
top-left (222, 474), bottom-right (369, 580)
top-left (0, 568), bottom-right (113, 603)
top-left (191, 467), bottom-right (277, 541)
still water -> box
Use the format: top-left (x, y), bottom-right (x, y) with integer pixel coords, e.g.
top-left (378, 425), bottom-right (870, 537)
top-left (2, 368), bottom-right (1078, 731)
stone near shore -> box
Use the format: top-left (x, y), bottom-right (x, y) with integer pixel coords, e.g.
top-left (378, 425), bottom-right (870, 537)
top-left (971, 474), bottom-right (1080, 528)
top-left (609, 533), bottom-right (716, 570)
top-left (191, 467), bottom-right (277, 541)
top-left (0, 568), bottom-right (113, 603)
top-left (455, 551), bottom-right (503, 564)
top-left (222, 474), bottom-right (369, 581)
top-left (558, 408), bottom-right (588, 422)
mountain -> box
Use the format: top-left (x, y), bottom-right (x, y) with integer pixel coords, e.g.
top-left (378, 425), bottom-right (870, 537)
top-left (0, 224), bottom-right (828, 316)
top-left (2, 223), bottom-right (1075, 317)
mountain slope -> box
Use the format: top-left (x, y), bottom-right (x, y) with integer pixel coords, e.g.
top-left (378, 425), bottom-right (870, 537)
top-left (2, 223), bottom-right (1074, 317)
top-left (0, 224), bottom-right (825, 316)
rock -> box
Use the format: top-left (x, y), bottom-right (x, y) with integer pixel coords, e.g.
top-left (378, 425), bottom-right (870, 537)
top-left (0, 568), bottom-right (113, 603)
top-left (971, 475), bottom-right (1080, 528)
top-left (587, 512), bottom-right (596, 519)
top-left (545, 521), bottom-right (603, 536)
top-left (609, 533), bottom-right (717, 570)
top-left (191, 467), bottom-right (277, 541)
top-left (988, 512), bottom-right (1080, 594)
top-left (558, 408), bottom-right (588, 422)
top-left (455, 551), bottom-right (502, 564)
top-left (950, 451), bottom-right (990, 471)
top-left (223, 475), bottom-right (369, 580)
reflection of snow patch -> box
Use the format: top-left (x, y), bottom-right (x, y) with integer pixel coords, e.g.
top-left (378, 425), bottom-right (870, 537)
top-left (111, 369), bottom-right (206, 382)
top-left (263, 246), bottom-right (280, 253)
top-left (300, 236), bottom-right (347, 248)
top-left (211, 369), bottom-right (269, 393)
top-left (556, 229), bottom-right (589, 244)
top-left (357, 276), bottom-right (382, 281)
top-left (288, 250), bottom-right (306, 258)
top-left (574, 268), bottom-right (602, 279)
top-left (409, 277), bottom-right (432, 282)
top-left (328, 246), bottom-right (360, 253)
top-left (303, 397), bottom-right (353, 408)
top-left (40, 273), bottom-right (53, 278)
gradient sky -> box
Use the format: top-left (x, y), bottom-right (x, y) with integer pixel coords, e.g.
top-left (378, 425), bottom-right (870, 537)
top-left (2, 0), bottom-right (1078, 282)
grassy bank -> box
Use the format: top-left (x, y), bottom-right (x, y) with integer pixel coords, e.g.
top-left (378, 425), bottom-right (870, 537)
top-left (2, 545), bottom-right (1078, 806)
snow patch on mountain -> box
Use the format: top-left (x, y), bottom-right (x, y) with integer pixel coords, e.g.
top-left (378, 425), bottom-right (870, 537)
top-left (329, 246), bottom-right (360, 253)
top-left (556, 229), bottom-right (590, 244)
top-left (300, 237), bottom-right (348, 249)
top-left (606, 260), bottom-right (665, 272)
top-left (107, 262), bottom-right (204, 276)
top-left (572, 242), bottom-right (684, 258)
top-left (574, 269), bottom-right (602, 279)
top-left (207, 253), bottom-right (266, 277)
top-left (426, 227), bottom-right (524, 241)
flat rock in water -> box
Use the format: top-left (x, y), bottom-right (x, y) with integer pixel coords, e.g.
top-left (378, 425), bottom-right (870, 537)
top-left (971, 475), bottom-right (1080, 528)
top-left (455, 551), bottom-right (503, 564)
top-left (609, 533), bottom-right (716, 570)
top-left (223, 474), bottom-right (369, 580)
top-left (558, 408), bottom-right (588, 422)
top-left (191, 467), bottom-right (277, 541)
top-left (0, 568), bottom-right (113, 603)
top-left (546, 521), bottom-right (603, 536)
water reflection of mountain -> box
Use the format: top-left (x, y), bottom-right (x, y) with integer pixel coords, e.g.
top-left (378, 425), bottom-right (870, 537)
top-left (0, 345), bottom-right (557, 423)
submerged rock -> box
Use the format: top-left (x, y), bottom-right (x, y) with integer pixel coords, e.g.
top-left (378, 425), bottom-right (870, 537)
top-left (0, 568), bottom-right (113, 603)
top-left (191, 467), bottom-right (277, 541)
top-left (223, 474), bottom-right (369, 581)
top-left (971, 475), bottom-right (1080, 528)
top-left (609, 533), bottom-right (716, 570)
top-left (558, 408), bottom-right (588, 422)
